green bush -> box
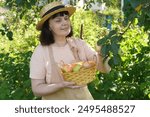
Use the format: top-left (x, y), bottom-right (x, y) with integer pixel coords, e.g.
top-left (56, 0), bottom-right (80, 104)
top-left (0, 10), bottom-right (39, 99)
top-left (89, 24), bottom-right (150, 100)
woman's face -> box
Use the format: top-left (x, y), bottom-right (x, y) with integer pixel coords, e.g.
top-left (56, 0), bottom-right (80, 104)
top-left (48, 12), bottom-right (71, 38)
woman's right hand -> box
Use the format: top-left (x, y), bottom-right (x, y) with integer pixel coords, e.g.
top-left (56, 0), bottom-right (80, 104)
top-left (60, 81), bottom-right (75, 87)
top-left (60, 81), bottom-right (83, 89)
top-left (31, 79), bottom-right (83, 97)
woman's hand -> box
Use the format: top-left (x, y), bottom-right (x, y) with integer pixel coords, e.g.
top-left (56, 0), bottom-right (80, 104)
top-left (95, 44), bottom-right (102, 53)
top-left (95, 43), bottom-right (111, 73)
top-left (60, 81), bottom-right (83, 89)
top-left (31, 79), bottom-right (82, 97)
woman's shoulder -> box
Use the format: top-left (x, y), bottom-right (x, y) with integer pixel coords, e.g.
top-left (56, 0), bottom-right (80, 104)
top-left (31, 44), bottom-right (51, 63)
top-left (34, 44), bottom-right (49, 52)
top-left (32, 44), bottom-right (49, 57)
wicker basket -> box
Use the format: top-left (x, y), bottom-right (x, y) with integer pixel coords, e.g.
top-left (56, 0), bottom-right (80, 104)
top-left (61, 64), bottom-right (96, 86)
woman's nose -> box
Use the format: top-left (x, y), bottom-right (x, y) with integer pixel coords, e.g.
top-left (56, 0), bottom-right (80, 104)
top-left (62, 18), bottom-right (68, 26)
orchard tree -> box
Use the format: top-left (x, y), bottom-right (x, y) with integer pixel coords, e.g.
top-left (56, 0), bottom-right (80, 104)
top-left (91, 0), bottom-right (150, 99)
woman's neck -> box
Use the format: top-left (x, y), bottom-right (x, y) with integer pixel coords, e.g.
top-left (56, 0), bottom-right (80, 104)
top-left (54, 36), bottom-right (67, 47)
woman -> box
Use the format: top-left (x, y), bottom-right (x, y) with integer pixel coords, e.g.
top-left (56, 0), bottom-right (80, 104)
top-left (30, 2), bottom-right (110, 100)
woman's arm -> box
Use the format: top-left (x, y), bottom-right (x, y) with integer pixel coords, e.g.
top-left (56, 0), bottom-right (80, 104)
top-left (31, 79), bottom-right (75, 97)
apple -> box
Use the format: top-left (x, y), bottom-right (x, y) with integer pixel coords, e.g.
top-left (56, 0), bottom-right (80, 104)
top-left (72, 62), bottom-right (82, 72)
top-left (83, 61), bottom-right (90, 68)
top-left (61, 64), bottom-right (73, 72)
top-left (83, 61), bottom-right (95, 68)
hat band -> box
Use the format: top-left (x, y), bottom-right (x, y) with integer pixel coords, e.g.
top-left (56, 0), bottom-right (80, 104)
top-left (42, 5), bottom-right (65, 18)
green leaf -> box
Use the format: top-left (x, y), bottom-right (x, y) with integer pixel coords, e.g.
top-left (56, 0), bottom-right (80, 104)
top-left (112, 54), bottom-right (121, 65)
top-left (0, 29), bottom-right (5, 35)
top-left (133, 18), bottom-right (138, 25)
top-left (111, 35), bottom-right (122, 42)
top-left (97, 37), bottom-right (108, 45)
top-left (6, 31), bottom-right (13, 40)
top-left (108, 30), bottom-right (117, 37)
top-left (135, 4), bottom-right (142, 12)
top-left (26, 3), bottom-right (32, 9)
top-left (146, 11), bottom-right (150, 17)
top-left (101, 44), bottom-right (110, 56)
top-left (111, 42), bottom-right (120, 55)
top-left (16, 0), bottom-right (22, 4)
top-left (148, 94), bottom-right (150, 99)
top-left (129, 0), bottom-right (142, 8)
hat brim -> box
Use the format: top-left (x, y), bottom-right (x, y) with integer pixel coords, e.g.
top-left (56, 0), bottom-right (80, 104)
top-left (36, 7), bottom-right (76, 30)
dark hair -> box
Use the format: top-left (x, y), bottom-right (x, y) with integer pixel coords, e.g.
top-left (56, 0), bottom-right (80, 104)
top-left (39, 11), bottom-right (73, 46)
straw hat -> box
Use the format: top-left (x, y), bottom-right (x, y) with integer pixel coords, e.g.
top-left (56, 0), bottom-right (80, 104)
top-left (36, 2), bottom-right (76, 30)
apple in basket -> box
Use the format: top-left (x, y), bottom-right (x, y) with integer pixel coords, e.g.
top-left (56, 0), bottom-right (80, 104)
top-left (83, 61), bottom-right (95, 68)
top-left (72, 62), bottom-right (83, 72)
top-left (61, 64), bottom-right (73, 72)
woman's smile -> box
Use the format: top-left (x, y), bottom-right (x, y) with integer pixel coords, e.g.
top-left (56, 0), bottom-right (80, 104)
top-left (60, 27), bottom-right (69, 31)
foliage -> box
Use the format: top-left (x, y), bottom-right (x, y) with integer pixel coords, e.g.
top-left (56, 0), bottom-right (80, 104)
top-left (84, 0), bottom-right (121, 10)
top-left (90, 24), bottom-right (150, 99)
top-left (71, 9), bottom-right (107, 48)
top-left (0, 51), bottom-right (34, 99)
top-left (97, 0), bottom-right (150, 68)
top-left (0, 8), bottom-right (39, 99)
top-left (0, 0), bottom-right (59, 40)
top-left (93, 0), bottom-right (150, 99)
top-left (101, 0), bottom-right (120, 8)
top-left (102, 6), bottom-right (120, 18)
top-left (123, 0), bottom-right (150, 31)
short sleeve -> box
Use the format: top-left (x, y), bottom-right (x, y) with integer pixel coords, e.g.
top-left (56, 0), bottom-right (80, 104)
top-left (81, 40), bottom-right (97, 61)
top-left (29, 45), bottom-right (46, 79)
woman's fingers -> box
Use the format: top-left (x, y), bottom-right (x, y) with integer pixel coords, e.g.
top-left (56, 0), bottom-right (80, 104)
top-left (96, 44), bottom-right (101, 52)
top-left (62, 81), bottom-right (75, 87)
top-left (66, 85), bottom-right (83, 89)
top-left (61, 81), bottom-right (83, 88)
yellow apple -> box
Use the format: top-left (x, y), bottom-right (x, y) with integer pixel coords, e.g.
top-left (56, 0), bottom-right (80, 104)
top-left (72, 62), bottom-right (83, 72)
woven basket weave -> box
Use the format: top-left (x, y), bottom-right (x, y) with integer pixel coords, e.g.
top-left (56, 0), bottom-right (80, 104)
top-left (62, 65), bottom-right (96, 86)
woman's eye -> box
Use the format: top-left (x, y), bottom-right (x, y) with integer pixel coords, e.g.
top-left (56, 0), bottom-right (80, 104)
top-left (64, 16), bottom-right (69, 20)
top-left (55, 19), bottom-right (61, 22)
